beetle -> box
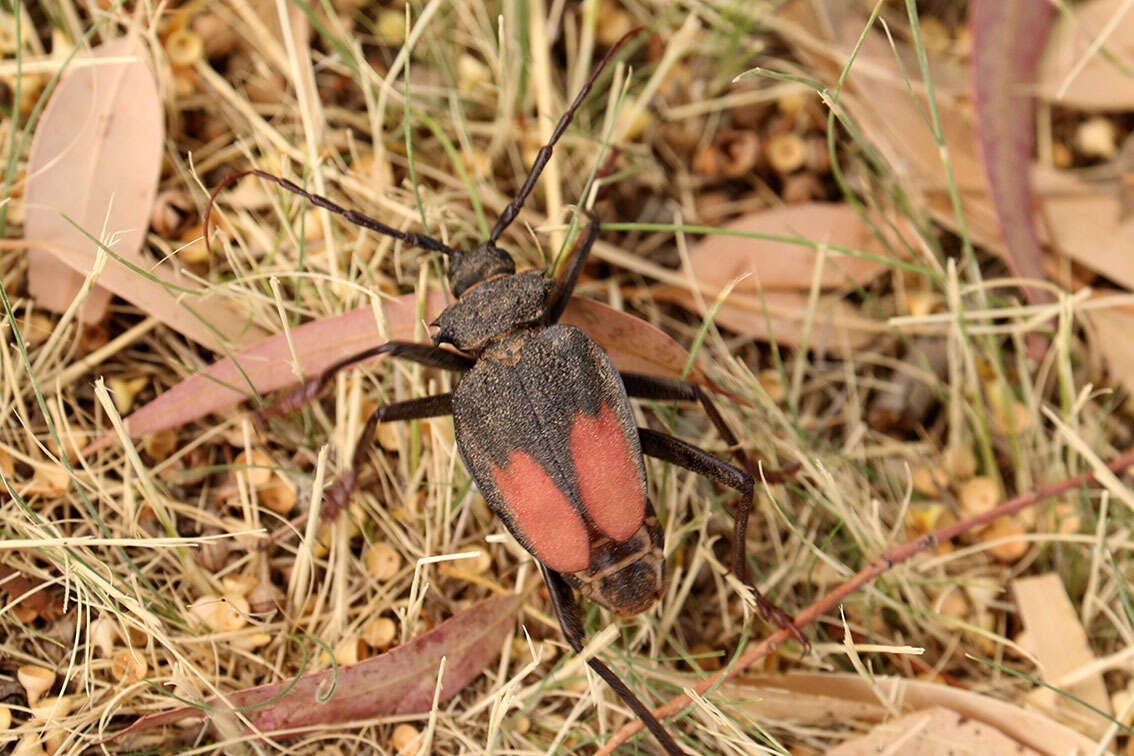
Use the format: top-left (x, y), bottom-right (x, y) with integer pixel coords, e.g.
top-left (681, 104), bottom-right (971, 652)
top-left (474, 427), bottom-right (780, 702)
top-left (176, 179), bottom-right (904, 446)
top-left (207, 29), bottom-right (802, 755)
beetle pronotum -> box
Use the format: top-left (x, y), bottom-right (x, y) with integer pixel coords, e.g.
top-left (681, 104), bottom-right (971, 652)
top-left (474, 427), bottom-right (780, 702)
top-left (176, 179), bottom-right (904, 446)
top-left (207, 27), bottom-right (801, 755)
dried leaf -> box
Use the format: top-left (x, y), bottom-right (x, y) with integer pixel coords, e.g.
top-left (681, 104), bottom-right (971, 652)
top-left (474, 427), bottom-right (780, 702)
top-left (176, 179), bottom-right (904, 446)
top-left (651, 203), bottom-right (900, 350)
top-left (777, 4), bottom-right (1003, 254)
top-left (1012, 573), bottom-right (1111, 733)
top-left (679, 203), bottom-right (901, 292)
top-left (556, 296), bottom-right (715, 387)
top-left (654, 287), bottom-right (879, 352)
top-left (23, 39), bottom-right (267, 350)
top-left (1039, 0), bottom-right (1134, 110)
top-left (0, 564), bottom-right (65, 622)
top-left (1083, 293), bottom-right (1134, 395)
top-left (828, 706), bottom-right (1042, 756)
top-left (85, 292), bottom-right (712, 452)
top-left (105, 593), bottom-right (523, 742)
top-left (1038, 167), bottom-right (1134, 291)
top-left (970, 0), bottom-right (1054, 305)
top-left (779, 5), bottom-right (1134, 291)
top-left (720, 673), bottom-right (1098, 754)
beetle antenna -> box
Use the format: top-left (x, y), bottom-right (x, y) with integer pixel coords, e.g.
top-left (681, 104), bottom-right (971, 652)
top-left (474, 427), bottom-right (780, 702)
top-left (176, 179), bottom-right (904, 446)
top-left (204, 169), bottom-right (461, 259)
top-left (487, 26), bottom-right (645, 245)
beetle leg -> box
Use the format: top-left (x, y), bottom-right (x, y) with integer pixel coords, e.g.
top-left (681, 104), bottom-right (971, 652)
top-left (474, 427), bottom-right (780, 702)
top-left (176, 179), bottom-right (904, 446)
top-left (545, 210), bottom-right (601, 324)
top-left (621, 372), bottom-right (799, 482)
top-left (322, 393), bottom-right (453, 520)
top-left (540, 563), bottom-right (687, 756)
top-left (637, 428), bottom-right (806, 647)
top-left (263, 342), bottom-right (474, 417)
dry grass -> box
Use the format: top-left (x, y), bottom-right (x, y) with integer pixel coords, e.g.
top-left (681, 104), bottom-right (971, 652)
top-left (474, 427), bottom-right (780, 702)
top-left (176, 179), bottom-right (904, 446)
top-left (3, 1), bottom-right (1134, 755)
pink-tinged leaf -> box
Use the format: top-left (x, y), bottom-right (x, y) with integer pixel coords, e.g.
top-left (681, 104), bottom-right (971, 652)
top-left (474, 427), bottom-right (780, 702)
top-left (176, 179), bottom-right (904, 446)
top-left (23, 40), bottom-right (268, 350)
top-left (557, 296), bottom-right (715, 388)
top-left (84, 291), bottom-right (447, 453)
top-left (970, 0), bottom-right (1055, 306)
top-left (104, 593), bottom-right (523, 743)
top-left (652, 203), bottom-right (902, 351)
top-left (1039, 0), bottom-right (1134, 110)
top-left (85, 292), bottom-right (711, 452)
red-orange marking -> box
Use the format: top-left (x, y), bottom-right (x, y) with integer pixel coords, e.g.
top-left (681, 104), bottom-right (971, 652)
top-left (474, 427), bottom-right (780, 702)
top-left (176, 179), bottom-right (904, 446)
top-left (490, 451), bottom-right (590, 572)
top-left (569, 403), bottom-right (645, 542)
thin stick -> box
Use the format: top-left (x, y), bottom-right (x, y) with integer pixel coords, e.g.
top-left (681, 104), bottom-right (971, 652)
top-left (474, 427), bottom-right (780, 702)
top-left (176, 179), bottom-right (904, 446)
top-left (596, 447), bottom-right (1134, 755)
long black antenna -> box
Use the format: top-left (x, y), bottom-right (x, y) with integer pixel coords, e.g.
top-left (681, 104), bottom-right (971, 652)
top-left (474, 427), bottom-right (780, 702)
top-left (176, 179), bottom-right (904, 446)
top-left (487, 26), bottom-right (644, 245)
top-left (203, 170), bottom-right (461, 258)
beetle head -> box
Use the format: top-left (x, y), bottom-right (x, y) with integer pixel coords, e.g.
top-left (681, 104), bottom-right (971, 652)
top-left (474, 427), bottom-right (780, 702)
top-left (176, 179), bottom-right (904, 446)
top-left (447, 241), bottom-right (516, 297)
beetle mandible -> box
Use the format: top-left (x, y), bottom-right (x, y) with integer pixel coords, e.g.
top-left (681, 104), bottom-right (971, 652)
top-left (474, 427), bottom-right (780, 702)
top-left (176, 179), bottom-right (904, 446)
top-left (208, 28), bottom-right (803, 756)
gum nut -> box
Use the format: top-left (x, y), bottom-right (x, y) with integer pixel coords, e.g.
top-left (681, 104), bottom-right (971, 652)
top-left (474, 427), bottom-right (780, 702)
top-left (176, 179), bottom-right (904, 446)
top-left (142, 428), bottom-right (178, 461)
top-left (259, 479), bottom-right (297, 515)
top-left (391, 723), bottom-right (421, 755)
top-left (165, 28), bottom-right (204, 68)
top-left (221, 573), bottom-right (258, 597)
top-left (234, 450), bottom-right (273, 488)
top-left (13, 734), bottom-right (46, 756)
top-left (944, 445), bottom-right (977, 479)
top-left (467, 548), bottom-right (492, 574)
top-left (934, 590), bottom-right (968, 620)
top-left (111, 649), bottom-right (148, 683)
top-left (912, 465), bottom-right (947, 496)
top-left (362, 617), bottom-right (396, 650)
top-left (28, 464), bottom-right (69, 498)
top-left (959, 476), bottom-right (999, 517)
top-left (150, 189), bottom-right (197, 238)
top-left (29, 695), bottom-right (72, 722)
top-left (364, 543), bottom-right (401, 581)
top-left (90, 616), bottom-right (119, 656)
top-left (230, 632), bottom-right (272, 652)
top-left (23, 313), bottom-right (54, 347)
top-left (766, 132), bottom-right (806, 174)
top-left (18, 665), bottom-right (55, 704)
top-left (334, 636), bottom-right (367, 665)
top-left (190, 594), bottom-right (250, 632)
top-left (979, 517), bottom-right (1029, 564)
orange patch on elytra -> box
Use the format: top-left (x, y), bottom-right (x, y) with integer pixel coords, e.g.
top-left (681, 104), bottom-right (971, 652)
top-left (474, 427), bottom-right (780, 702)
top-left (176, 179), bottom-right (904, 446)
top-left (490, 451), bottom-right (589, 572)
top-left (569, 403), bottom-right (645, 542)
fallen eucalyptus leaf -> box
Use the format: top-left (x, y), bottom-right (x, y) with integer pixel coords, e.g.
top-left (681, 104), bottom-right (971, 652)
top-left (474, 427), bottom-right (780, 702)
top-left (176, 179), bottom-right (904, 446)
top-left (23, 39), bottom-right (267, 350)
top-left (970, 0), bottom-right (1054, 305)
top-left (104, 593), bottom-right (524, 742)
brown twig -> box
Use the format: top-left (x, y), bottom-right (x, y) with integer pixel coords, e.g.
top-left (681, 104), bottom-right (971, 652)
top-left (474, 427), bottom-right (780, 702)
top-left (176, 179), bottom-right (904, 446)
top-left (596, 447), bottom-right (1134, 755)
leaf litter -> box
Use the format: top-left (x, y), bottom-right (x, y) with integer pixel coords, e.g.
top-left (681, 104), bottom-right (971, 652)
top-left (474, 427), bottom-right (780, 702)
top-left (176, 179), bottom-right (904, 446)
top-left (5, 1), bottom-right (1134, 755)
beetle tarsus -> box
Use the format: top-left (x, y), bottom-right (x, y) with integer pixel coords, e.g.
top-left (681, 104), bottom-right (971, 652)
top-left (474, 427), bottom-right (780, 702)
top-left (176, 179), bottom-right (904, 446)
top-left (752, 590), bottom-right (809, 651)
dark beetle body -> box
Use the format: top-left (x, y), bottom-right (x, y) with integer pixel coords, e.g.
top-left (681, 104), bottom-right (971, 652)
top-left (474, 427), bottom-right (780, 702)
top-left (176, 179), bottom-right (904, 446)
top-left (441, 263), bottom-right (665, 617)
top-left (232, 31), bottom-right (801, 753)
